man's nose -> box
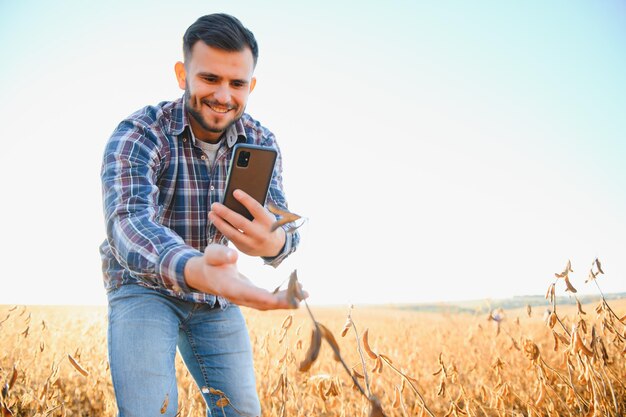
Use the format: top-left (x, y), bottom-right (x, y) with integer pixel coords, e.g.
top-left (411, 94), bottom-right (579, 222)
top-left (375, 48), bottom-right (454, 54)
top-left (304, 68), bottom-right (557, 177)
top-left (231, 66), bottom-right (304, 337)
top-left (213, 84), bottom-right (231, 104)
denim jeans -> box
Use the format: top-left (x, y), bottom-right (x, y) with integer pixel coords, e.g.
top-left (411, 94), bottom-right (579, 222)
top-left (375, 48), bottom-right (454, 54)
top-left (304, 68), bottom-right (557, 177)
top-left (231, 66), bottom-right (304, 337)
top-left (107, 283), bottom-right (261, 417)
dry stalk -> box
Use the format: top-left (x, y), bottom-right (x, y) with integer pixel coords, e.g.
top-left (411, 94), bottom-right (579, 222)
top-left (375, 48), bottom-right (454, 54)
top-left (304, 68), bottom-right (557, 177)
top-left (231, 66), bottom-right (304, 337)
top-left (378, 355), bottom-right (436, 417)
top-left (538, 357), bottom-right (587, 409)
top-left (344, 306), bottom-right (372, 397)
top-left (301, 300), bottom-right (369, 398)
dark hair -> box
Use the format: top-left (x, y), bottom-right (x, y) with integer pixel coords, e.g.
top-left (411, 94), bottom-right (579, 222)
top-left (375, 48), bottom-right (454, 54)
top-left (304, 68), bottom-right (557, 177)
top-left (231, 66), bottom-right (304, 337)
top-left (183, 14), bottom-right (258, 66)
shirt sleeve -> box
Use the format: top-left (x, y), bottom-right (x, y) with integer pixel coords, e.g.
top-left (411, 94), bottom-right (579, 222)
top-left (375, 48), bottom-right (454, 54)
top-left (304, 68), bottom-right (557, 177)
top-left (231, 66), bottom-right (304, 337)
top-left (261, 136), bottom-right (300, 267)
top-left (101, 119), bottom-right (200, 293)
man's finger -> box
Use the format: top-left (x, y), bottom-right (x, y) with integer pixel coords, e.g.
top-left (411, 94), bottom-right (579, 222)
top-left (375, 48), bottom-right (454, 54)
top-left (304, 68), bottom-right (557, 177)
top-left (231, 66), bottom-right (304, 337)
top-left (233, 189), bottom-right (269, 220)
top-left (203, 244), bottom-right (238, 266)
top-left (209, 211), bottom-right (254, 247)
top-left (210, 202), bottom-right (250, 232)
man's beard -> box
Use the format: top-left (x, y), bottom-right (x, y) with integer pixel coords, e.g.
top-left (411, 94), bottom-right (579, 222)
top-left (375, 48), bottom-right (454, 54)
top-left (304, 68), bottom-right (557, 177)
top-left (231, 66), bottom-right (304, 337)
top-left (185, 87), bottom-right (241, 135)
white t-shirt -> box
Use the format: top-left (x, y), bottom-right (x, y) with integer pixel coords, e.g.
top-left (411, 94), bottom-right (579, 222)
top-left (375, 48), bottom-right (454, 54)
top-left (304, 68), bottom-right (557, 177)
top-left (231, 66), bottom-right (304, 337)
top-left (189, 127), bottom-right (223, 167)
top-left (195, 139), bottom-right (222, 167)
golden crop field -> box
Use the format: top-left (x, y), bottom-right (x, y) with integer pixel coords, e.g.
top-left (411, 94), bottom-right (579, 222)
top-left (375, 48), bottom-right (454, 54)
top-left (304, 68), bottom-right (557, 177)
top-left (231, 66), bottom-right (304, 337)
top-left (0, 295), bottom-right (624, 416)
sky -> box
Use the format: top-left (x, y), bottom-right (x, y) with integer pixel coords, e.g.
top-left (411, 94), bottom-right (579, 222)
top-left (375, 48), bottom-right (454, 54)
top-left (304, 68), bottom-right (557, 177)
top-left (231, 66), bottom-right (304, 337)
top-left (0, 0), bottom-right (624, 306)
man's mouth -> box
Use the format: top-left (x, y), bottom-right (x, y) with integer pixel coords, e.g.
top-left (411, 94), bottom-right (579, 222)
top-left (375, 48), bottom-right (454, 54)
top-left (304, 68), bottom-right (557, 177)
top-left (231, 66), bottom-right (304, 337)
top-left (205, 101), bottom-right (235, 114)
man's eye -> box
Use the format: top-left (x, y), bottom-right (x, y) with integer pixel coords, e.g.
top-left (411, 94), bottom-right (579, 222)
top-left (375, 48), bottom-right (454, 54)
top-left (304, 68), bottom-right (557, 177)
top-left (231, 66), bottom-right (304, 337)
top-left (204, 77), bottom-right (218, 83)
top-left (232, 81), bottom-right (245, 88)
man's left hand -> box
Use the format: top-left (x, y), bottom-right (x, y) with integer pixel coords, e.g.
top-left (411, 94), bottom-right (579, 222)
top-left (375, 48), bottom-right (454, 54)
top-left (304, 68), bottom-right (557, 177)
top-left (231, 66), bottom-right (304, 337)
top-left (209, 189), bottom-right (286, 257)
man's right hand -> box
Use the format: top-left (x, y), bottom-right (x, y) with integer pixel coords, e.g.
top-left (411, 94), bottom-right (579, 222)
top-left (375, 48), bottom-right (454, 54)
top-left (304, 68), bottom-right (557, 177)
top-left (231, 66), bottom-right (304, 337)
top-left (184, 244), bottom-right (302, 310)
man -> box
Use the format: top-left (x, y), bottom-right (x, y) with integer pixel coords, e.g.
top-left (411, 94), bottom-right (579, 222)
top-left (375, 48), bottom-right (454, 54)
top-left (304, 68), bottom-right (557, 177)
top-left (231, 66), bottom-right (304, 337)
top-left (100, 13), bottom-right (300, 417)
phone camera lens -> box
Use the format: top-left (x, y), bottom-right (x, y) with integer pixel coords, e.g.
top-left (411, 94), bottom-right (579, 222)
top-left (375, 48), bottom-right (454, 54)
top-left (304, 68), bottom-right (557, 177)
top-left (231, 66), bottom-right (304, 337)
top-left (237, 151), bottom-right (250, 167)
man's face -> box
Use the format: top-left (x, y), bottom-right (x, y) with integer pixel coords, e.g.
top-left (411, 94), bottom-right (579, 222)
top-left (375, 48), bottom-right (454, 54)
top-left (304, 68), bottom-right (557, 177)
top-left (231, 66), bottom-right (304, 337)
top-left (176, 42), bottom-right (256, 143)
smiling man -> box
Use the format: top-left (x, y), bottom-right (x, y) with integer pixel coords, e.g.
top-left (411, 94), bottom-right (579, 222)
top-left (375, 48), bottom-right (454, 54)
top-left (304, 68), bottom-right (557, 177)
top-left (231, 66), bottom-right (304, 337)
top-left (179, 42), bottom-right (255, 141)
top-left (100, 14), bottom-right (300, 417)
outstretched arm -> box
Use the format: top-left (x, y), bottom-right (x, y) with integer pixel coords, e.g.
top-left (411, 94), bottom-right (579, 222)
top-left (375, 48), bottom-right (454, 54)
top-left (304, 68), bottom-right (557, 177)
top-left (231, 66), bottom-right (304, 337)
top-left (184, 245), bottom-right (304, 310)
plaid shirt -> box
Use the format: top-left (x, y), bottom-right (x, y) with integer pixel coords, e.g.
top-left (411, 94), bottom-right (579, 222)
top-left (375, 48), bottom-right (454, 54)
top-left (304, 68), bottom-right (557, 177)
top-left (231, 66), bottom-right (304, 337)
top-left (100, 96), bottom-right (299, 306)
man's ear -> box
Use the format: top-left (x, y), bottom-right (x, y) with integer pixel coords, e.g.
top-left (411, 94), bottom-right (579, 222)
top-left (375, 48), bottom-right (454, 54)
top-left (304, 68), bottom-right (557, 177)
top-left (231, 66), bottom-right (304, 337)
top-left (174, 62), bottom-right (186, 90)
top-left (249, 77), bottom-right (257, 94)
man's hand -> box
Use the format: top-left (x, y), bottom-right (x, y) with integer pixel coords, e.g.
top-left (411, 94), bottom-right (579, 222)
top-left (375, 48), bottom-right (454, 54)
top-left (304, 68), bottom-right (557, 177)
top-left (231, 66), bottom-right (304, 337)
top-left (184, 244), bottom-right (301, 310)
top-left (208, 189), bottom-right (286, 257)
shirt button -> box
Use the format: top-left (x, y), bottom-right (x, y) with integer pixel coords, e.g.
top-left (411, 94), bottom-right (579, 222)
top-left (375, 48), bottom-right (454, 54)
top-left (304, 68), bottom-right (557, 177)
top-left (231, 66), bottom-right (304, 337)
top-left (182, 137), bottom-right (187, 142)
top-left (201, 155), bottom-right (207, 160)
top-left (210, 185), bottom-right (215, 191)
top-left (208, 238), bottom-right (213, 244)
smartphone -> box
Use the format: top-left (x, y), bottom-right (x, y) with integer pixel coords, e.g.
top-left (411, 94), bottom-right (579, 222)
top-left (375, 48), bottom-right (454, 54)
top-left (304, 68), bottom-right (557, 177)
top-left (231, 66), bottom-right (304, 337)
top-left (223, 144), bottom-right (277, 221)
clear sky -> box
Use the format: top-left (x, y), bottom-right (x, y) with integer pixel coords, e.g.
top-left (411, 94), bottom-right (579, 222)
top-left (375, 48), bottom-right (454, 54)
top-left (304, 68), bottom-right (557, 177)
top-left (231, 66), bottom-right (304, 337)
top-left (0, 0), bottom-right (624, 306)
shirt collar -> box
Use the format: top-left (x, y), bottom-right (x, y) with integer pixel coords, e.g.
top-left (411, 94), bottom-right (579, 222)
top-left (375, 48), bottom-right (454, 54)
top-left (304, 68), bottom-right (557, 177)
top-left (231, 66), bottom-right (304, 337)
top-left (170, 95), bottom-right (246, 148)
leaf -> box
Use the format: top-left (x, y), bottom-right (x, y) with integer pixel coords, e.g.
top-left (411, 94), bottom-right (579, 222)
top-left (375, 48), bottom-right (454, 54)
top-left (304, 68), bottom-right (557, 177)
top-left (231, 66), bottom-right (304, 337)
top-left (286, 270), bottom-right (303, 308)
top-left (548, 312), bottom-right (558, 329)
top-left (341, 317), bottom-right (352, 337)
top-left (67, 354), bottom-right (89, 377)
top-left (325, 380), bottom-right (340, 397)
top-left (8, 366), bottom-right (17, 390)
top-left (595, 258), bottom-right (604, 274)
top-left (372, 355), bottom-right (384, 373)
top-left (564, 276), bottom-right (577, 293)
top-left (580, 318), bottom-right (587, 334)
top-left (392, 385), bottom-right (401, 409)
top-left (554, 331), bottom-right (569, 346)
top-left (574, 330), bottom-right (593, 357)
top-left (208, 387), bottom-right (225, 396)
top-left (545, 283), bottom-right (555, 303)
top-left (598, 338), bottom-right (609, 365)
top-left (362, 329), bottom-right (378, 359)
top-left (281, 315), bottom-right (293, 330)
top-left (270, 374), bottom-right (284, 397)
top-left (552, 331), bottom-right (559, 351)
top-left (595, 303), bottom-right (603, 314)
top-left (268, 203), bottom-right (303, 232)
top-left (318, 323), bottom-right (341, 361)
top-left (437, 379), bottom-right (446, 397)
top-left (299, 326), bottom-right (322, 372)
top-left (160, 394), bottom-right (169, 414)
top-left (216, 397), bottom-right (229, 408)
top-left (555, 260), bottom-right (572, 279)
top-left (352, 368), bottom-right (364, 379)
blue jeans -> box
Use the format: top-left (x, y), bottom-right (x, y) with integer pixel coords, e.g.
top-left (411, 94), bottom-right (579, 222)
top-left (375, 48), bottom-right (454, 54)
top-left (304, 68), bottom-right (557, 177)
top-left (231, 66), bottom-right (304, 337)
top-left (107, 283), bottom-right (261, 417)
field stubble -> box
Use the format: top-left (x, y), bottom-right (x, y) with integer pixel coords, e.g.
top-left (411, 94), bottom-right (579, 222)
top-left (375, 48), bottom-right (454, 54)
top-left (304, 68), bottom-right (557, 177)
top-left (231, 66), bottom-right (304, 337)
top-left (0, 297), bottom-right (625, 416)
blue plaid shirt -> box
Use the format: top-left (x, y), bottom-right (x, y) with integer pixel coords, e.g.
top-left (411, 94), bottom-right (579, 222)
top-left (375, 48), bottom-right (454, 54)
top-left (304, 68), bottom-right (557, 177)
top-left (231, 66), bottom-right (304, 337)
top-left (100, 96), bottom-right (299, 306)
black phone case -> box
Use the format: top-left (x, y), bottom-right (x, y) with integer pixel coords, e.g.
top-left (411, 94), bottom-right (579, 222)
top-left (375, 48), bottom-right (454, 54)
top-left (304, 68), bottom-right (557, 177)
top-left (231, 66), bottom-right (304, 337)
top-left (223, 144), bottom-right (277, 221)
